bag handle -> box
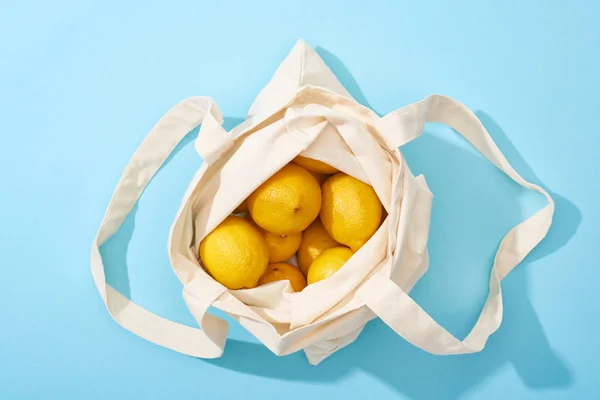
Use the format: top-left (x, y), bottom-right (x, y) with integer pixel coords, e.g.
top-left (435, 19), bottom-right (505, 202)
top-left (359, 95), bottom-right (554, 354)
top-left (91, 96), bottom-right (230, 358)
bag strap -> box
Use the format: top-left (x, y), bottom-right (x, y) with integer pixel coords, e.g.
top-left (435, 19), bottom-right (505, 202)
top-left (359, 95), bottom-right (554, 354)
top-left (90, 96), bottom-right (229, 358)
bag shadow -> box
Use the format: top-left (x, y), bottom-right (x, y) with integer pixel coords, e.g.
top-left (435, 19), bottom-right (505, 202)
top-left (205, 52), bottom-right (580, 399)
top-left (206, 122), bottom-right (578, 399)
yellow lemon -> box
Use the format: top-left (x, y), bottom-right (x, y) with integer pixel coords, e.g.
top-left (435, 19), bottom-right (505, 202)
top-left (293, 156), bottom-right (339, 174)
top-left (248, 163), bottom-right (321, 235)
top-left (297, 219), bottom-right (341, 276)
top-left (233, 199), bottom-right (248, 214)
top-left (199, 215), bottom-right (269, 290)
top-left (307, 247), bottom-right (353, 285)
top-left (264, 231), bottom-right (302, 263)
top-left (243, 215), bottom-right (301, 262)
top-left (258, 263), bottom-right (307, 292)
top-left (321, 173), bottom-right (383, 252)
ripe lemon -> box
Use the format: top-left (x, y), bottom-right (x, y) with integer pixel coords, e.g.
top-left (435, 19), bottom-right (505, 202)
top-left (264, 231), bottom-right (302, 263)
top-left (243, 215), bottom-right (302, 263)
top-left (248, 163), bottom-right (321, 235)
top-left (321, 173), bottom-right (383, 252)
top-left (297, 219), bottom-right (341, 276)
top-left (293, 156), bottom-right (339, 174)
top-left (258, 263), bottom-right (307, 292)
top-left (307, 247), bottom-right (353, 285)
top-left (199, 215), bottom-right (269, 290)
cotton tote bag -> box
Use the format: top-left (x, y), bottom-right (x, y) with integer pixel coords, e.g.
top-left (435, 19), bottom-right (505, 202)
top-left (91, 40), bottom-right (554, 365)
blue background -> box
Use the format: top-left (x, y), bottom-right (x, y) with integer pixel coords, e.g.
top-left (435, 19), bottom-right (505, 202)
top-left (1, 1), bottom-right (598, 399)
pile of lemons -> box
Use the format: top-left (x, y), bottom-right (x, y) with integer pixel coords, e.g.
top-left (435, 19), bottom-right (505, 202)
top-left (199, 156), bottom-right (383, 292)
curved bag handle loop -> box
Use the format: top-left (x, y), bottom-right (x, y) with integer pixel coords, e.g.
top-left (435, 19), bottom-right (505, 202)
top-left (360, 95), bottom-right (554, 354)
top-left (91, 97), bottom-right (230, 358)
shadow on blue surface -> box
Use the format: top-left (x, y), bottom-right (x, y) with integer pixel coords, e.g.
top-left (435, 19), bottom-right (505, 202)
top-left (101, 125), bottom-right (202, 298)
top-left (101, 203), bottom-right (137, 299)
top-left (100, 51), bottom-right (581, 399)
top-left (205, 51), bottom-right (580, 399)
top-left (315, 46), bottom-right (373, 109)
top-left (206, 129), bottom-right (578, 399)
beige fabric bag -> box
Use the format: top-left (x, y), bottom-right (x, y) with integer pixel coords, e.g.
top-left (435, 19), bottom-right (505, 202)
top-left (91, 40), bottom-right (554, 365)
